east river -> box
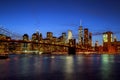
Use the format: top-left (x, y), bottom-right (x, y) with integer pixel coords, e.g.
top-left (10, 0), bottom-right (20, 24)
top-left (0, 54), bottom-right (120, 80)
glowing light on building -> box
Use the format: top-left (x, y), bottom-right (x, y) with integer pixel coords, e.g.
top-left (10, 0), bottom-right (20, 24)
top-left (78, 26), bottom-right (83, 45)
top-left (103, 34), bottom-right (108, 42)
top-left (103, 31), bottom-right (113, 43)
top-left (67, 30), bottom-right (73, 42)
top-left (111, 34), bottom-right (113, 42)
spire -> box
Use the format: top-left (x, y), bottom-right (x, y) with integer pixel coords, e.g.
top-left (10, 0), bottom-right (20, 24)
top-left (80, 19), bottom-right (82, 26)
top-left (36, 26), bottom-right (40, 33)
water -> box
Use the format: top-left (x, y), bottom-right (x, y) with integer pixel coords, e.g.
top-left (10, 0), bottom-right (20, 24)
top-left (0, 54), bottom-right (120, 80)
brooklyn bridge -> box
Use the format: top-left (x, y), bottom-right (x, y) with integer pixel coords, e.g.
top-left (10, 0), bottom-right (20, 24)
top-left (0, 26), bottom-right (94, 55)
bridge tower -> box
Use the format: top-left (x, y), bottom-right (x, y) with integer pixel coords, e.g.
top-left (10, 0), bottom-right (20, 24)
top-left (68, 39), bottom-right (76, 55)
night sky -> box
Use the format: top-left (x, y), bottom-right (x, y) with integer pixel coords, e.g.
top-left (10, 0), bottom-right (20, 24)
top-left (0, 0), bottom-right (120, 45)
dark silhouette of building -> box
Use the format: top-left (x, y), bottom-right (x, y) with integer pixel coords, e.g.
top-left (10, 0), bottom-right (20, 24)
top-left (68, 39), bottom-right (76, 55)
top-left (84, 28), bottom-right (89, 48)
top-left (39, 33), bottom-right (42, 40)
top-left (89, 32), bottom-right (92, 48)
top-left (62, 32), bottom-right (67, 43)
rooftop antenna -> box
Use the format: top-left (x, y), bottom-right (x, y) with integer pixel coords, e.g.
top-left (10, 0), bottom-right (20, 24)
top-left (80, 19), bottom-right (82, 26)
top-left (36, 26), bottom-right (40, 33)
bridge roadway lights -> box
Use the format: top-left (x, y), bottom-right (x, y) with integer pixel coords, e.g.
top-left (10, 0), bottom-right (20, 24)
top-left (68, 46), bottom-right (76, 55)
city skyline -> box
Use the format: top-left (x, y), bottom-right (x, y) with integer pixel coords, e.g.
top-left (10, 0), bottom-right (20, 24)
top-left (0, 0), bottom-right (120, 45)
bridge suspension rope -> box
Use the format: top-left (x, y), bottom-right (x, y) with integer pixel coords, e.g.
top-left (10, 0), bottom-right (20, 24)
top-left (0, 26), bottom-right (22, 40)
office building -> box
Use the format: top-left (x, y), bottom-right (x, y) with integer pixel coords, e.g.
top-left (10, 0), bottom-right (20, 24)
top-left (67, 30), bottom-right (73, 43)
top-left (84, 28), bottom-right (89, 48)
top-left (23, 34), bottom-right (29, 41)
top-left (62, 32), bottom-right (67, 43)
top-left (39, 33), bottom-right (43, 40)
top-left (47, 32), bottom-right (53, 40)
top-left (78, 26), bottom-right (83, 45)
top-left (89, 32), bottom-right (92, 47)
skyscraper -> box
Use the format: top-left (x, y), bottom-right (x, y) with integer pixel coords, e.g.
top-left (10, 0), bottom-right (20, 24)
top-left (47, 32), bottom-right (53, 39)
top-left (23, 34), bottom-right (29, 41)
top-left (32, 33), bottom-right (37, 41)
top-left (39, 33), bottom-right (42, 40)
top-left (89, 32), bottom-right (92, 47)
top-left (67, 30), bottom-right (73, 43)
top-left (78, 26), bottom-right (83, 45)
top-left (22, 34), bottom-right (29, 51)
top-left (84, 28), bottom-right (89, 48)
top-left (62, 32), bottom-right (67, 43)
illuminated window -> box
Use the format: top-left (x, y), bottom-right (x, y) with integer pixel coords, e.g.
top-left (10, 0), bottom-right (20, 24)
top-left (103, 34), bottom-right (108, 42)
top-left (111, 34), bottom-right (113, 42)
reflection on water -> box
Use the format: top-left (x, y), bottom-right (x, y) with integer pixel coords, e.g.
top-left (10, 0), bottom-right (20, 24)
top-left (101, 54), bottom-right (113, 80)
top-left (65, 56), bottom-right (74, 73)
top-left (0, 54), bottom-right (120, 80)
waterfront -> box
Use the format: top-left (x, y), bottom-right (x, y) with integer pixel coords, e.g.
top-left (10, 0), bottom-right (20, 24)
top-left (0, 54), bottom-right (120, 80)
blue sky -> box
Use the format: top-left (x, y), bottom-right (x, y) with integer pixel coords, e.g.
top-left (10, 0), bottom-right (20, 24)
top-left (0, 0), bottom-right (120, 45)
